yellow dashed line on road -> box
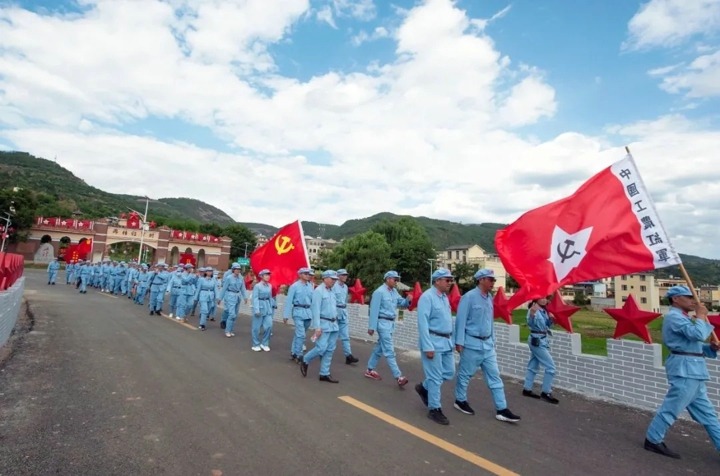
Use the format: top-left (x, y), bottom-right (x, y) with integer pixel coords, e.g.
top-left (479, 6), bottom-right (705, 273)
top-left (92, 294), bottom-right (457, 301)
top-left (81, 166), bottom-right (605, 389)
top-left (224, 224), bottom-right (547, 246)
top-left (338, 396), bottom-right (519, 476)
top-left (98, 292), bottom-right (118, 299)
top-left (159, 313), bottom-right (198, 330)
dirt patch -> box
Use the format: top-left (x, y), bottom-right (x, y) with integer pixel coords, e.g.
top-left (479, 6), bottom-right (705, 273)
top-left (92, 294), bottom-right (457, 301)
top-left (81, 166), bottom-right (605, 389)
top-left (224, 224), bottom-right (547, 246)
top-left (0, 299), bottom-right (35, 368)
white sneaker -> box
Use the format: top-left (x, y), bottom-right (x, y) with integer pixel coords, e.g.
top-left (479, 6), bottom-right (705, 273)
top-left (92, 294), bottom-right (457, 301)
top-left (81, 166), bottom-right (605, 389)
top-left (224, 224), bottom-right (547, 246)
top-left (302, 344), bottom-right (307, 351)
top-left (169, 313), bottom-right (174, 318)
top-left (175, 317), bottom-right (183, 321)
top-left (252, 346), bottom-right (262, 352)
top-left (225, 333), bottom-right (233, 338)
top-left (231, 332), bottom-right (236, 337)
top-left (260, 345), bottom-right (270, 352)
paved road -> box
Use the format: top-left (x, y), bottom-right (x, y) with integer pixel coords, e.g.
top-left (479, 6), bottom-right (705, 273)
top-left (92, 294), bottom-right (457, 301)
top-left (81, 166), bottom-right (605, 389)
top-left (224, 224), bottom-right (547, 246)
top-left (1, 270), bottom-right (718, 475)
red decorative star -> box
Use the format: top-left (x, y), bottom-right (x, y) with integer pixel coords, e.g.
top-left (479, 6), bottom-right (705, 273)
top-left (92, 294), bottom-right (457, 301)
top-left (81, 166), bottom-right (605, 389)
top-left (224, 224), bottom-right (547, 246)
top-left (706, 314), bottom-right (720, 337)
top-left (546, 291), bottom-right (581, 333)
top-left (493, 286), bottom-right (512, 324)
top-left (406, 281), bottom-right (423, 311)
top-left (149, 221), bottom-right (156, 228)
top-left (120, 212), bottom-right (127, 219)
top-left (448, 284), bottom-right (462, 313)
top-left (348, 278), bottom-right (366, 304)
top-left (604, 294), bottom-right (661, 343)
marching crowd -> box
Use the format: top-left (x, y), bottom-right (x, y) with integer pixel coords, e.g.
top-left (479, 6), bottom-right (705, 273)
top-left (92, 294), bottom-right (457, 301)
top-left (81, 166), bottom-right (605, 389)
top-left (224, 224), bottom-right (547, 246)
top-left (45, 258), bottom-right (720, 458)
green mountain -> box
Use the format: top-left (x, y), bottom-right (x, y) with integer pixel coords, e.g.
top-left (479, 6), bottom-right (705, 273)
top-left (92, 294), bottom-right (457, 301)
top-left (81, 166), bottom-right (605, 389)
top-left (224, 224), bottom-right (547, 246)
top-left (0, 151), bottom-right (235, 224)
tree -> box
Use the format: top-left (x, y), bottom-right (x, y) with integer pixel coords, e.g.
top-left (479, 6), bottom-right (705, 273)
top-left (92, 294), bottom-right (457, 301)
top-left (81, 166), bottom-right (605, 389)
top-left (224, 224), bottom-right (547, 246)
top-left (223, 223), bottom-right (257, 260)
top-left (321, 231), bottom-right (393, 291)
top-left (505, 274), bottom-right (520, 291)
top-left (371, 217), bottom-right (436, 285)
top-left (452, 262), bottom-right (479, 293)
top-left (199, 222), bottom-right (224, 237)
top-left (0, 187), bottom-right (38, 243)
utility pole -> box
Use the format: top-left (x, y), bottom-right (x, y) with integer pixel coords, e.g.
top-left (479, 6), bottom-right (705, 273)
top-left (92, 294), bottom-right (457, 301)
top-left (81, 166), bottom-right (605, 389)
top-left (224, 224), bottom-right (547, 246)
top-left (427, 258), bottom-right (436, 287)
top-left (0, 212), bottom-right (11, 253)
top-left (129, 197), bottom-right (151, 263)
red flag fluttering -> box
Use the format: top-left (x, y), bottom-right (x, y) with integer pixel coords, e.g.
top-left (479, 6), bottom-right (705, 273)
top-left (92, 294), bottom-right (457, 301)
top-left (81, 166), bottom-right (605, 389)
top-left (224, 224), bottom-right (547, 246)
top-left (250, 220), bottom-right (309, 289)
top-left (496, 154), bottom-right (681, 308)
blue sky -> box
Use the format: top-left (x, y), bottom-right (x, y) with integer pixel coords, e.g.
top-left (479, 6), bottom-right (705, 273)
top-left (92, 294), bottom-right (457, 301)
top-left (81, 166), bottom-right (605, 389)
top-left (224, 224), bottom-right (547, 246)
top-left (1, 0), bottom-right (720, 257)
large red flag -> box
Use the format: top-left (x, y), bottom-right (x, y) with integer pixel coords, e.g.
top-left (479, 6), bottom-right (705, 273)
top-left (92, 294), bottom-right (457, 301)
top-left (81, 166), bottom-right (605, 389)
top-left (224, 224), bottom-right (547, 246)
top-left (250, 220), bottom-right (309, 288)
top-left (496, 154), bottom-right (680, 303)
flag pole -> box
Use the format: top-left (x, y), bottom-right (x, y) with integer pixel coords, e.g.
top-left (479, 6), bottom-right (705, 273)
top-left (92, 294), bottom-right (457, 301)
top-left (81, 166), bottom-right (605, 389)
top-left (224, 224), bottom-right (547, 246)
top-left (625, 146), bottom-right (719, 344)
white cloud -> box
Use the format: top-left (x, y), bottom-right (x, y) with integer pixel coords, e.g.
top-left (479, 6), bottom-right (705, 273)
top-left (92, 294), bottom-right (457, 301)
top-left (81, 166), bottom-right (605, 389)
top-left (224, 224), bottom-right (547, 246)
top-left (655, 50), bottom-right (720, 97)
top-left (1, 0), bottom-right (720, 258)
top-left (351, 26), bottom-right (389, 46)
top-left (624, 0), bottom-right (720, 50)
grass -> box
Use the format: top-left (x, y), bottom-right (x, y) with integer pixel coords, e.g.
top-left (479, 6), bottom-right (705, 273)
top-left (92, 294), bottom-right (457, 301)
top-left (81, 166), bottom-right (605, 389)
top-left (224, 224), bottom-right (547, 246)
top-left (509, 308), bottom-right (670, 361)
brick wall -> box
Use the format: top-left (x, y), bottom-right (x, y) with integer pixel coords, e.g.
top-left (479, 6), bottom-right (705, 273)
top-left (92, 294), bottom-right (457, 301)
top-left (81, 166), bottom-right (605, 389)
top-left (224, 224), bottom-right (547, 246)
top-left (0, 277), bottom-right (25, 349)
top-left (239, 295), bottom-right (720, 413)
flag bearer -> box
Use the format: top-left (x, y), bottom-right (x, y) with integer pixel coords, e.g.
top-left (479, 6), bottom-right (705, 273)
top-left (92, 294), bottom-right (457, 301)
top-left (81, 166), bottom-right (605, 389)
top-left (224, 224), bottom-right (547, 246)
top-left (522, 296), bottom-right (559, 404)
top-left (284, 268), bottom-right (315, 362)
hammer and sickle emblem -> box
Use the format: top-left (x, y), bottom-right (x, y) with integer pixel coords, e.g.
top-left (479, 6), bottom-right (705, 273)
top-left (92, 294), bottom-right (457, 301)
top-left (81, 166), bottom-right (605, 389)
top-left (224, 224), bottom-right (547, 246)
top-left (275, 235), bottom-right (295, 255)
top-left (556, 239), bottom-right (581, 264)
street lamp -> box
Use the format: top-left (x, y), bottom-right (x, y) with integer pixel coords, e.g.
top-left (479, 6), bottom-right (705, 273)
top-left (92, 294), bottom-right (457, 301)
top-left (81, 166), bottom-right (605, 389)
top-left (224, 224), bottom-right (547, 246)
top-left (427, 258), bottom-right (436, 287)
top-left (0, 212), bottom-right (12, 253)
top-left (129, 196), bottom-right (152, 263)
top-left (243, 242), bottom-right (251, 258)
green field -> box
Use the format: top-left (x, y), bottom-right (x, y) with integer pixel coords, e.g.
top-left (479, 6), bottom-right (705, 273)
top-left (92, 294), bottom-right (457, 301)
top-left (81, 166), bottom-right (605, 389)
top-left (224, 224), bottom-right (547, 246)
top-left (509, 309), bottom-right (670, 360)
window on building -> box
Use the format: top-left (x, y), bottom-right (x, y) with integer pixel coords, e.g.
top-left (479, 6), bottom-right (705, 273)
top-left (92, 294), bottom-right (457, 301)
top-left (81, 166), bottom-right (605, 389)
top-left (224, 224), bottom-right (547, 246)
top-left (621, 285), bottom-right (627, 291)
top-left (641, 297), bottom-right (648, 304)
top-left (640, 275), bottom-right (646, 282)
top-left (447, 251), bottom-right (451, 259)
top-left (622, 275), bottom-right (627, 281)
top-left (640, 286), bottom-right (647, 292)
top-left (456, 251), bottom-right (460, 259)
top-left (622, 296), bottom-right (628, 302)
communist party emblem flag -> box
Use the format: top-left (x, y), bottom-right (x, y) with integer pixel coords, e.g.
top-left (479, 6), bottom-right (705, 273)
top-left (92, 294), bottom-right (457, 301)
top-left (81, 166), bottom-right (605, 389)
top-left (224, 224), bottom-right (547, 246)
top-left (496, 153), bottom-right (681, 307)
top-left (250, 220), bottom-right (309, 288)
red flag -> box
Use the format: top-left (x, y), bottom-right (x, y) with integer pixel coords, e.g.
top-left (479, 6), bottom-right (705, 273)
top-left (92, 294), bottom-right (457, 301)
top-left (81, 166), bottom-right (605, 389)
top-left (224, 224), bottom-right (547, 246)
top-left (78, 238), bottom-right (93, 259)
top-left (496, 154), bottom-right (681, 301)
top-left (448, 284), bottom-right (461, 313)
top-left (493, 286), bottom-right (512, 324)
top-left (127, 213), bottom-right (140, 229)
top-left (406, 282), bottom-right (423, 311)
top-left (250, 220), bottom-right (309, 288)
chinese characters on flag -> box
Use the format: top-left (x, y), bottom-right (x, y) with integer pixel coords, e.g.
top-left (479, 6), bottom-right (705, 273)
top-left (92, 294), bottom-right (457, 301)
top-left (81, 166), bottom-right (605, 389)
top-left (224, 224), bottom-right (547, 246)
top-left (496, 154), bottom-right (681, 309)
top-left (250, 220), bottom-right (309, 288)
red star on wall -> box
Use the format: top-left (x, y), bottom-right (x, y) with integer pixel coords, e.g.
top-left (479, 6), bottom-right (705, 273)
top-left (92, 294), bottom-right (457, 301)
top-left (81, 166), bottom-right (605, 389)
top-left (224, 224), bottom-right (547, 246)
top-left (406, 281), bottom-right (423, 311)
top-left (493, 286), bottom-right (512, 324)
top-left (448, 284), bottom-right (462, 313)
top-left (348, 278), bottom-right (366, 304)
top-left (604, 294), bottom-right (661, 344)
top-left (546, 291), bottom-right (581, 333)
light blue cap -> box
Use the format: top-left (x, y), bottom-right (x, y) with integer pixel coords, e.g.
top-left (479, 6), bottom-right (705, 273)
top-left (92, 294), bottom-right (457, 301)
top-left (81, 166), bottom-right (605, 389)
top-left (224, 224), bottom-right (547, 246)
top-left (322, 270), bottom-right (338, 279)
top-left (666, 285), bottom-right (693, 299)
top-left (337, 268), bottom-right (349, 276)
top-left (231, 262), bottom-right (242, 270)
top-left (259, 269), bottom-right (271, 276)
top-left (384, 270), bottom-right (400, 280)
top-left (431, 268), bottom-right (454, 281)
top-left (474, 269), bottom-right (496, 280)
top-left (184, 263), bottom-right (194, 269)
top-left (298, 267), bottom-right (312, 274)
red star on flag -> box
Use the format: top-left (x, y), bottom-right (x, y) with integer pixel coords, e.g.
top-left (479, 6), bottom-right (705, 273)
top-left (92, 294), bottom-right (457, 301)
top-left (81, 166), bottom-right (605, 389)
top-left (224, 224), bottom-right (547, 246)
top-left (603, 294), bottom-right (661, 344)
top-left (546, 291), bottom-right (580, 333)
top-left (348, 278), bottom-right (366, 304)
top-left (493, 286), bottom-right (512, 324)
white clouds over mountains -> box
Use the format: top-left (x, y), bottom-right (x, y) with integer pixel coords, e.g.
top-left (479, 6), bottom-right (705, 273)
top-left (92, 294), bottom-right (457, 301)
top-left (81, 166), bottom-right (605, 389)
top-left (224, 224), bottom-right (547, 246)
top-left (1, 0), bottom-right (720, 258)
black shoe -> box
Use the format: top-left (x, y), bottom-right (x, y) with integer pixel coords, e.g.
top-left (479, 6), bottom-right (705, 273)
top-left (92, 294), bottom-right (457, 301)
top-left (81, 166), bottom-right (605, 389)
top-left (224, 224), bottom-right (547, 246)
top-left (453, 400), bottom-right (475, 415)
top-left (300, 358), bottom-right (308, 377)
top-left (198, 325), bottom-right (206, 331)
top-left (644, 439), bottom-right (681, 459)
top-left (149, 311), bottom-right (154, 315)
top-left (290, 354), bottom-right (298, 363)
top-left (523, 389), bottom-right (541, 399)
top-left (496, 408), bottom-right (521, 423)
top-left (428, 408), bottom-right (449, 425)
top-left (319, 375), bottom-right (339, 383)
top-left (415, 383), bottom-right (428, 407)
top-left (51, 283), bottom-right (55, 285)
top-left (48, 282), bottom-right (51, 285)
top-left (345, 354), bottom-right (359, 365)
top-left (541, 392), bottom-right (559, 404)
top-left (220, 321), bottom-right (226, 330)
top-left (210, 317), bottom-right (215, 321)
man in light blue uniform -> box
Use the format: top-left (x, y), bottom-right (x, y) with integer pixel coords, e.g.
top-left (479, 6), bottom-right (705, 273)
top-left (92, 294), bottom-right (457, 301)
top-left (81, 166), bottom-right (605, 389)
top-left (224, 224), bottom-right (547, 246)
top-left (65, 261), bottom-right (74, 285)
top-left (219, 267), bottom-right (234, 328)
top-left (116, 262), bottom-right (129, 295)
top-left (175, 263), bottom-right (197, 321)
top-left (126, 264), bottom-right (138, 299)
top-left (148, 264), bottom-right (169, 315)
top-left (454, 269), bottom-right (521, 423)
top-left (47, 258), bottom-right (60, 285)
top-left (251, 269), bottom-right (274, 351)
top-left (284, 267), bottom-right (315, 362)
top-left (644, 285), bottom-right (720, 459)
top-left (166, 266), bottom-right (183, 318)
top-left (365, 270), bottom-right (411, 387)
top-left (93, 263), bottom-right (102, 288)
top-left (415, 268), bottom-right (455, 425)
top-left (300, 270), bottom-right (340, 383)
top-left (135, 264), bottom-right (149, 305)
top-left (334, 269), bottom-right (359, 365)
top-left (194, 267), bottom-right (217, 331)
top-left (217, 263), bottom-right (248, 337)
top-left (79, 262), bottom-right (93, 294)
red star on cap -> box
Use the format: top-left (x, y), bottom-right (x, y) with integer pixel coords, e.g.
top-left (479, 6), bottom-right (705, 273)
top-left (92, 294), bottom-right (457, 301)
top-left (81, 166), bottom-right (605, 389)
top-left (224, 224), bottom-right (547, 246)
top-left (348, 278), bottom-right (366, 304)
top-left (546, 291), bottom-right (581, 333)
top-left (604, 294), bottom-right (661, 344)
top-left (493, 286), bottom-right (512, 324)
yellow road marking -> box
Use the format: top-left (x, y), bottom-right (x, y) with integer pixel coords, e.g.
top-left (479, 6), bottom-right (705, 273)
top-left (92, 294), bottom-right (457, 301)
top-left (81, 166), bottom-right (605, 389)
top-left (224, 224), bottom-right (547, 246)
top-left (159, 313), bottom-right (198, 330)
top-left (338, 396), bottom-right (519, 476)
top-left (98, 292), bottom-right (118, 299)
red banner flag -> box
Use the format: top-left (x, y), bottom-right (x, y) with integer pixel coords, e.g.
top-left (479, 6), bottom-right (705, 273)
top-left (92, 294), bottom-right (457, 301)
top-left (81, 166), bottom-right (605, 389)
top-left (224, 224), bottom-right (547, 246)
top-left (127, 213), bottom-right (140, 229)
top-left (250, 220), bottom-right (309, 288)
top-left (495, 154), bottom-right (681, 302)
top-left (78, 238), bottom-right (93, 259)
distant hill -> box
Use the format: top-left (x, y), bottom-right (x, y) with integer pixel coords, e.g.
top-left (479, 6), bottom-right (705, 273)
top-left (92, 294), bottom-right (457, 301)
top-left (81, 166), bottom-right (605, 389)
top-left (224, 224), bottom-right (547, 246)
top-left (0, 151), bottom-right (235, 224)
